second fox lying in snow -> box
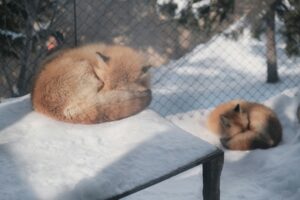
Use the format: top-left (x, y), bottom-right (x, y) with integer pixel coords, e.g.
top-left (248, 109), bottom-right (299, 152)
top-left (206, 100), bottom-right (282, 150)
top-left (31, 43), bottom-right (152, 124)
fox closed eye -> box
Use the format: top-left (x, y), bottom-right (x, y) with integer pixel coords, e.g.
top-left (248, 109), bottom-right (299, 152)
top-left (221, 115), bottom-right (231, 128)
top-left (96, 52), bottom-right (110, 63)
top-left (142, 65), bottom-right (151, 73)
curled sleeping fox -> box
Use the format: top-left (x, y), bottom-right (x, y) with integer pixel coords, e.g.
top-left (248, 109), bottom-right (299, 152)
top-left (31, 43), bottom-right (152, 124)
top-left (206, 100), bottom-right (282, 150)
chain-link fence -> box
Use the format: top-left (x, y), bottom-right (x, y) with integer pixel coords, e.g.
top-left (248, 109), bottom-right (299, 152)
top-left (0, 0), bottom-right (76, 98)
top-left (1, 0), bottom-right (300, 117)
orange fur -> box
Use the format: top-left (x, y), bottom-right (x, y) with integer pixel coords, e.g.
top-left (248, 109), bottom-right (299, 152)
top-left (206, 100), bottom-right (282, 150)
top-left (31, 43), bottom-right (152, 124)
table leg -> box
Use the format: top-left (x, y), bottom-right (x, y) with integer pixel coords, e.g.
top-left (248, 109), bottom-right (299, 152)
top-left (202, 151), bottom-right (224, 200)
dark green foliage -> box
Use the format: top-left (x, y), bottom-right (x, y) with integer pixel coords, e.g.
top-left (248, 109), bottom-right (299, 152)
top-left (250, 0), bottom-right (300, 57)
top-left (281, 1), bottom-right (300, 56)
top-left (0, 0), bottom-right (62, 96)
top-left (0, 0), bottom-right (58, 58)
top-left (156, 1), bottom-right (177, 19)
top-left (157, 0), bottom-right (235, 34)
top-left (0, 0), bottom-right (27, 57)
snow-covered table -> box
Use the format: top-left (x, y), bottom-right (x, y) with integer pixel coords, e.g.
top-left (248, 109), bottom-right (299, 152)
top-left (0, 95), bottom-right (223, 200)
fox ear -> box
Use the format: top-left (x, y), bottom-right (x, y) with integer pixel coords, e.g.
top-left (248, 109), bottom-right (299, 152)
top-left (96, 52), bottom-right (110, 63)
top-left (233, 104), bottom-right (242, 113)
top-left (220, 115), bottom-right (230, 128)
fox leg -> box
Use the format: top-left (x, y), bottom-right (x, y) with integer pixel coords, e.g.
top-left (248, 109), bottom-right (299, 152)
top-left (221, 130), bottom-right (275, 150)
top-left (220, 130), bottom-right (262, 150)
top-left (91, 88), bottom-right (151, 122)
top-left (63, 89), bottom-right (151, 124)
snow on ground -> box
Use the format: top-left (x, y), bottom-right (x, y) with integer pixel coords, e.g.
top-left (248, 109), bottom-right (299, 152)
top-left (1, 24), bottom-right (300, 199)
top-left (130, 28), bottom-right (300, 199)
top-left (128, 89), bottom-right (300, 200)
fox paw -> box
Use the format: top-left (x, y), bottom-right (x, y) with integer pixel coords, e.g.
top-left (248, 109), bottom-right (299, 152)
top-left (220, 137), bottom-right (230, 149)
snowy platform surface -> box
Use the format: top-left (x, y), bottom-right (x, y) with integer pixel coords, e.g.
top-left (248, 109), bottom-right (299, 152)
top-left (0, 95), bottom-right (217, 200)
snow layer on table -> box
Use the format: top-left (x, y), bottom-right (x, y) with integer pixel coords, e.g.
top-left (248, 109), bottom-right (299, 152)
top-left (0, 95), bottom-right (216, 200)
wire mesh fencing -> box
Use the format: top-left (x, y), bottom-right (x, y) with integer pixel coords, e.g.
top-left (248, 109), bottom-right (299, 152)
top-left (1, 0), bottom-right (299, 117)
top-left (0, 0), bottom-right (76, 99)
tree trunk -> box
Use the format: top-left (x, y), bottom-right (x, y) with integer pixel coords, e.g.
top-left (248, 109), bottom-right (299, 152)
top-left (16, 0), bottom-right (38, 95)
top-left (265, 4), bottom-right (279, 83)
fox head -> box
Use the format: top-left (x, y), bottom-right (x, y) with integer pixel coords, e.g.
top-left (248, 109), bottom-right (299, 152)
top-left (220, 104), bottom-right (249, 137)
top-left (93, 46), bottom-right (151, 94)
